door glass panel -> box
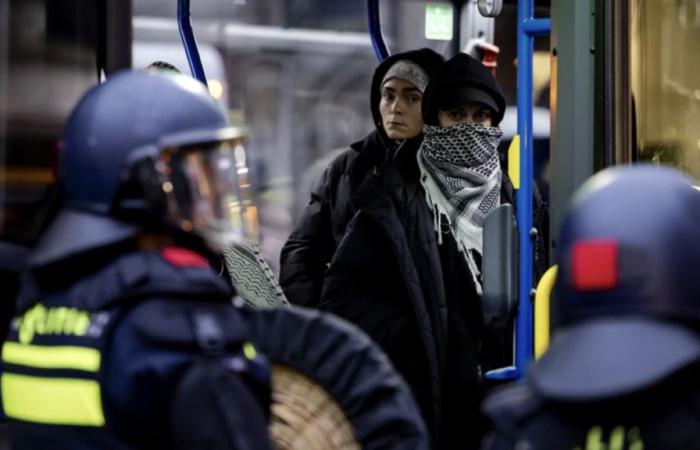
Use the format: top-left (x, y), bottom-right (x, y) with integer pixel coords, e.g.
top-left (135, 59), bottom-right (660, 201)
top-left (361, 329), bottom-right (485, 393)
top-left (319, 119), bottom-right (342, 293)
top-left (132, 0), bottom-right (458, 271)
top-left (0, 0), bottom-right (99, 245)
top-left (630, 0), bottom-right (700, 177)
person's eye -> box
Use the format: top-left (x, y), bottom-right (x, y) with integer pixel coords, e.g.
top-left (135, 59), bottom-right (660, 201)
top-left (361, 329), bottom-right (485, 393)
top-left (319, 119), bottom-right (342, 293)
top-left (382, 92), bottom-right (394, 101)
top-left (476, 110), bottom-right (492, 122)
top-left (449, 110), bottom-right (464, 120)
top-left (409, 95), bottom-right (421, 103)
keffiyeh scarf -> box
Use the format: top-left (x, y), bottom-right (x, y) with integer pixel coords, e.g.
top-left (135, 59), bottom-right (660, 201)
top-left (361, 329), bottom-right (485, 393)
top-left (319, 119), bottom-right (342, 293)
top-left (417, 121), bottom-right (503, 293)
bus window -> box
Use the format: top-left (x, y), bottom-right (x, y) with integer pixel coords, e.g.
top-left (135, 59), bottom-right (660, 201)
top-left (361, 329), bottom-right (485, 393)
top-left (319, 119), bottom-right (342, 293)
top-left (493, 3), bottom-right (552, 202)
top-left (630, 0), bottom-right (700, 178)
top-left (1, 0), bottom-right (101, 245)
top-left (0, 0), bottom-right (109, 390)
top-left (133, 0), bottom-right (463, 272)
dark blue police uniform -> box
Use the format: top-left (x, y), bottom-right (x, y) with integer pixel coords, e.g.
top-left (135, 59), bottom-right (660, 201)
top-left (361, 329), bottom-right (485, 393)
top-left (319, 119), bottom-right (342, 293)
top-left (2, 246), bottom-right (271, 450)
top-left (482, 371), bottom-right (700, 450)
top-left (2, 69), bottom-right (430, 450)
top-left (482, 166), bottom-right (700, 450)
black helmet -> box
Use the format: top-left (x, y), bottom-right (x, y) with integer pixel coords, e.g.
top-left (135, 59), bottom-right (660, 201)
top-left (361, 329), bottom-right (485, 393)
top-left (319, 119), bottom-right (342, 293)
top-left (530, 165), bottom-right (700, 400)
top-left (30, 70), bottom-right (256, 267)
top-left (422, 53), bottom-right (506, 126)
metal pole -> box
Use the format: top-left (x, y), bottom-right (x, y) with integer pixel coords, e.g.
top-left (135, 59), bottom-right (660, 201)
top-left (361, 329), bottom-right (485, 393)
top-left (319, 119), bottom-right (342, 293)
top-left (177, 0), bottom-right (208, 86)
top-left (522, 18), bottom-right (551, 36)
top-left (367, 0), bottom-right (390, 61)
top-left (515, 0), bottom-right (550, 377)
top-left (0, 0), bottom-right (7, 230)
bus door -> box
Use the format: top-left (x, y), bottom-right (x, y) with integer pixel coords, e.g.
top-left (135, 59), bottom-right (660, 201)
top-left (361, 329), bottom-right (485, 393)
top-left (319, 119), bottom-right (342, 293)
top-left (365, 0), bottom-right (551, 380)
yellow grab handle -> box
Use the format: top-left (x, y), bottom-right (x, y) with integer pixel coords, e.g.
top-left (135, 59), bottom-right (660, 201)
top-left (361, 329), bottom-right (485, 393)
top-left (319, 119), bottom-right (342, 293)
top-left (507, 135), bottom-right (520, 189)
top-left (534, 265), bottom-right (557, 359)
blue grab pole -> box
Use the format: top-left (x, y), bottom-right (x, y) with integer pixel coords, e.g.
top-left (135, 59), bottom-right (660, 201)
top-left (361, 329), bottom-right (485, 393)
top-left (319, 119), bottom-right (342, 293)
top-left (178, 0), bottom-right (208, 86)
top-left (522, 18), bottom-right (552, 36)
top-left (515, 0), bottom-right (550, 377)
top-left (367, 0), bottom-right (390, 61)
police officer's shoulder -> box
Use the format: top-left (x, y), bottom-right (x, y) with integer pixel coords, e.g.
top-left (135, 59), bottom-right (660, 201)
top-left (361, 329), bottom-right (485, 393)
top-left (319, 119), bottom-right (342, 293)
top-left (117, 248), bottom-right (243, 349)
top-left (105, 248), bottom-right (262, 355)
top-left (482, 382), bottom-right (543, 437)
top-left (126, 296), bottom-right (247, 351)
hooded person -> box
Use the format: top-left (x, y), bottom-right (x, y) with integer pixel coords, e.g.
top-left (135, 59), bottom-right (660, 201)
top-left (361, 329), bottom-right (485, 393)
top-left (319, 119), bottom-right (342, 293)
top-left (279, 48), bottom-right (444, 308)
top-left (316, 53), bottom-right (513, 449)
top-left (418, 52), bottom-right (509, 294)
top-left (418, 52), bottom-right (548, 298)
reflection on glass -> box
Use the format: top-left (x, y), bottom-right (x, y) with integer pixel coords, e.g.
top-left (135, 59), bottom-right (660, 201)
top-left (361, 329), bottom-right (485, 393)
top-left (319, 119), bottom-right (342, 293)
top-left (1, 0), bottom-right (99, 244)
top-left (631, 0), bottom-right (700, 177)
top-left (132, 0), bottom-right (462, 272)
top-left (161, 137), bottom-right (258, 245)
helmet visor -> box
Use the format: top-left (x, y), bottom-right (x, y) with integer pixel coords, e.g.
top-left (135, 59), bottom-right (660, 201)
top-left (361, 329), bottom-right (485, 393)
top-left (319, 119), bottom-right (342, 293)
top-left (157, 136), bottom-right (258, 245)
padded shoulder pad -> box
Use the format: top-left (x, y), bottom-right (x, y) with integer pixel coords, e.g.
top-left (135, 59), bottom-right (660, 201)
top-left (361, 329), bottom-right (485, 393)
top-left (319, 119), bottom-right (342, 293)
top-left (482, 383), bottom-right (542, 439)
top-left (129, 299), bottom-right (248, 351)
top-left (170, 358), bottom-right (273, 450)
top-left (246, 306), bottom-right (430, 450)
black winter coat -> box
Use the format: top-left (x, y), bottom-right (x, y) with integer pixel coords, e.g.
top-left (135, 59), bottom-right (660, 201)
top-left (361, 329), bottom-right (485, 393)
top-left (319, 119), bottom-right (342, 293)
top-left (279, 130), bottom-right (396, 306)
top-left (319, 139), bottom-right (547, 449)
top-left (280, 48), bottom-right (445, 307)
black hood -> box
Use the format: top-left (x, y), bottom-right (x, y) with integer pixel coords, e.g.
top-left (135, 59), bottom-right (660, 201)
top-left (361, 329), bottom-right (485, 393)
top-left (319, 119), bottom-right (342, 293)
top-left (422, 53), bottom-right (506, 126)
top-left (370, 48), bottom-right (445, 144)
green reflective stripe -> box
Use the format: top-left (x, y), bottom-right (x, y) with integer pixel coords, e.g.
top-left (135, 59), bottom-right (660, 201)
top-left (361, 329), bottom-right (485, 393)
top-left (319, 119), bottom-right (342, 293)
top-left (2, 342), bottom-right (101, 372)
top-left (585, 426), bottom-right (603, 450)
top-left (2, 373), bottom-right (105, 426)
top-left (243, 342), bottom-right (257, 360)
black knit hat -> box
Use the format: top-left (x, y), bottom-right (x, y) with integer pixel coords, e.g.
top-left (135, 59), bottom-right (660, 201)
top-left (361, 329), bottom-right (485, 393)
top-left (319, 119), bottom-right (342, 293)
top-left (422, 53), bottom-right (506, 126)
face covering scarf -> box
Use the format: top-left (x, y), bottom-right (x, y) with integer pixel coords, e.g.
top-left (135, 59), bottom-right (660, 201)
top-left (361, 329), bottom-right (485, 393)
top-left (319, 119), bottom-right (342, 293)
top-left (417, 121), bottom-right (503, 294)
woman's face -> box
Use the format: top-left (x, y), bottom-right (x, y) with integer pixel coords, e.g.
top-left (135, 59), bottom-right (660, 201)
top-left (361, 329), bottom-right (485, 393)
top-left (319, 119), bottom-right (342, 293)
top-left (379, 78), bottom-right (424, 140)
top-left (437, 102), bottom-right (494, 128)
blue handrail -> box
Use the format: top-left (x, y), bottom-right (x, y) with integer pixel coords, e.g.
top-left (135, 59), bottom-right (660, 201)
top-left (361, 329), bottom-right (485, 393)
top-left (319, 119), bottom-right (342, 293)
top-left (367, 0), bottom-right (390, 61)
top-left (178, 0), bottom-right (208, 86)
top-left (515, 0), bottom-right (550, 377)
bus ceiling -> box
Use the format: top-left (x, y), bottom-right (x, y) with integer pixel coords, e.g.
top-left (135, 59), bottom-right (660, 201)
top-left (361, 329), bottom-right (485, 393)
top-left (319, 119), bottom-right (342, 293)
top-left (365, 0), bottom-right (504, 62)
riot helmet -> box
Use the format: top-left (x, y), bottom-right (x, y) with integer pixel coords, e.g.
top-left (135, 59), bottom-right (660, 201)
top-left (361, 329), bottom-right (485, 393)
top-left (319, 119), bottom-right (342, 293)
top-left (530, 165), bottom-right (700, 401)
top-left (30, 70), bottom-right (256, 267)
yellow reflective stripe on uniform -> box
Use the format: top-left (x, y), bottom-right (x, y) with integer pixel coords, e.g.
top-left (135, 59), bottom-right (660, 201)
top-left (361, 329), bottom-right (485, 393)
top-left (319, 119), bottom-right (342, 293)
top-left (580, 425), bottom-right (644, 450)
top-left (243, 342), bottom-right (257, 360)
top-left (2, 373), bottom-right (105, 426)
top-left (2, 342), bottom-right (101, 372)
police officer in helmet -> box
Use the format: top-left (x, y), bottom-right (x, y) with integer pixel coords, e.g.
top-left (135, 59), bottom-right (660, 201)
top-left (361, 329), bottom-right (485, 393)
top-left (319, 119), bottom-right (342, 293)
top-left (482, 165), bottom-right (700, 450)
top-left (2, 69), bottom-right (431, 450)
top-left (2, 69), bottom-right (274, 449)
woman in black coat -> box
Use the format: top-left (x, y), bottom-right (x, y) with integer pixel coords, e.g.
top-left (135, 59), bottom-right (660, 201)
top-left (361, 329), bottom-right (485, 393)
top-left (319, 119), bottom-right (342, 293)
top-left (279, 48), bottom-right (444, 307)
top-left (320, 53), bottom-right (548, 449)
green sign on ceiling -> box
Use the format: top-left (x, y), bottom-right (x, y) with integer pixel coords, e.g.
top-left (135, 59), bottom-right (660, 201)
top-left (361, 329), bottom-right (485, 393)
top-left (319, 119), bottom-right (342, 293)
top-left (425, 3), bottom-right (454, 41)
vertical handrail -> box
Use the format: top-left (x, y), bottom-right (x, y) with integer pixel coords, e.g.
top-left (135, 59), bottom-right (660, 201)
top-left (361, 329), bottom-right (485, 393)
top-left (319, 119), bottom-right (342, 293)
top-left (367, 0), bottom-right (390, 61)
top-left (178, 0), bottom-right (208, 86)
top-left (515, 0), bottom-right (550, 377)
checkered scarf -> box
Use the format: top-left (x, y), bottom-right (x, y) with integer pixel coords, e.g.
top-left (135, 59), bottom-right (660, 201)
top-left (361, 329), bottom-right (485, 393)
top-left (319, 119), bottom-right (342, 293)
top-left (417, 121), bottom-right (503, 293)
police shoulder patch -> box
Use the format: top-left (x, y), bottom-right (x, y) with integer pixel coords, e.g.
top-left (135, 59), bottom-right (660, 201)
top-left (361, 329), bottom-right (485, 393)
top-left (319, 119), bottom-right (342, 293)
top-left (161, 247), bottom-right (209, 268)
